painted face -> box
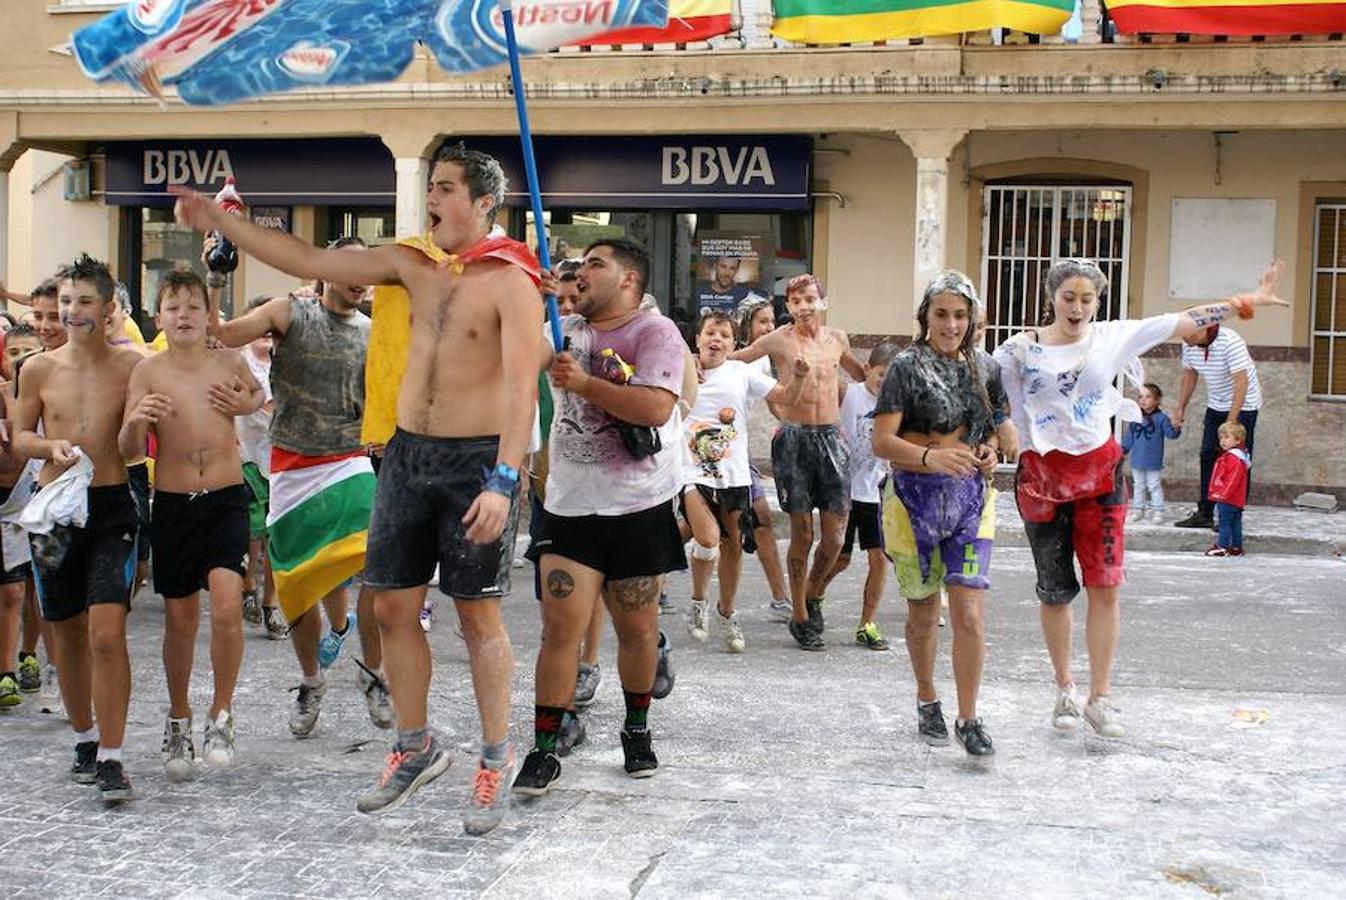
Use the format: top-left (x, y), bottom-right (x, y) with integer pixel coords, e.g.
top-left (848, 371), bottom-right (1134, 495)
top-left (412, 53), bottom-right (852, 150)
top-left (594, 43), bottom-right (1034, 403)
top-left (156, 285), bottom-right (209, 347)
top-left (697, 319), bottom-right (735, 366)
top-left (426, 161), bottom-right (493, 252)
top-left (785, 284), bottom-right (824, 323)
top-left (57, 279), bottom-right (109, 344)
top-left (1050, 275), bottom-right (1100, 340)
top-left (575, 246), bottom-right (632, 320)
top-left (2, 336), bottom-right (41, 380)
top-left (556, 278), bottom-right (580, 316)
top-left (926, 292), bottom-right (971, 357)
top-left (1138, 388), bottom-right (1159, 414)
top-left (865, 362), bottom-right (889, 394)
top-left (748, 305), bottom-right (775, 342)
top-left (31, 296), bottom-right (66, 350)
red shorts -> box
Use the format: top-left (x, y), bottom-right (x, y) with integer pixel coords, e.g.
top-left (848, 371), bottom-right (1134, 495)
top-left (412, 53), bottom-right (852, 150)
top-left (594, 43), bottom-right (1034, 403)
top-left (1015, 443), bottom-right (1127, 605)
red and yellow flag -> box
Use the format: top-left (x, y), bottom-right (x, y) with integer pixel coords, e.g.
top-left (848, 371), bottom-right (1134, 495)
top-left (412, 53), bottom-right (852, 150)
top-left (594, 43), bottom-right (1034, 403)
top-left (576, 0), bottom-right (732, 44)
top-left (1109, 0), bottom-right (1346, 34)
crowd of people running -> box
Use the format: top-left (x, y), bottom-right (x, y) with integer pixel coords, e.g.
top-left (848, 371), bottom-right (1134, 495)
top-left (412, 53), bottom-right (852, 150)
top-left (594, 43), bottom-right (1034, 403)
top-left (0, 143), bottom-right (1288, 834)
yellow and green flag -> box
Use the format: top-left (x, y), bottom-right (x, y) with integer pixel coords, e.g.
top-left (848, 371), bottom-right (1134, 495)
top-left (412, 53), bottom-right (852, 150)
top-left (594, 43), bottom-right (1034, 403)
top-left (771, 0), bottom-right (1073, 43)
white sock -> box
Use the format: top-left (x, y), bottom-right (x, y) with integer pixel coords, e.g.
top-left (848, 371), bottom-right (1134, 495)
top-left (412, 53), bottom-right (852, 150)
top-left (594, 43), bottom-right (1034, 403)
top-left (96, 746), bottom-right (122, 762)
top-left (76, 726), bottom-right (100, 744)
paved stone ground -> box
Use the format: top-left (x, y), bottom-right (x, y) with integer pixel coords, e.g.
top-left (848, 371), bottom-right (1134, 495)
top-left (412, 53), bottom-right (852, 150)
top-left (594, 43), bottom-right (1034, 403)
top-left (1, 546), bottom-right (1344, 898)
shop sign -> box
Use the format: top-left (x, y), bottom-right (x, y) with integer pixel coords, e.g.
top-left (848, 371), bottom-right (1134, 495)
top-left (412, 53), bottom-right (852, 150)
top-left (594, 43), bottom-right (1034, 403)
top-left (250, 205), bottom-right (291, 232)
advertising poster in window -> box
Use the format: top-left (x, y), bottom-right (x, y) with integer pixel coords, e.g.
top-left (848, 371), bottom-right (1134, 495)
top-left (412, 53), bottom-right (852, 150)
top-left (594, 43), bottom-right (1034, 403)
top-left (692, 232), bottom-right (772, 319)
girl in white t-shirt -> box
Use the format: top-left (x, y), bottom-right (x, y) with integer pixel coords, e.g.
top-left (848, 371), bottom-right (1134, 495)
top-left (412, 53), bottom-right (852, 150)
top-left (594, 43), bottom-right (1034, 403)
top-left (683, 311), bottom-right (807, 653)
top-left (994, 258), bottom-right (1287, 740)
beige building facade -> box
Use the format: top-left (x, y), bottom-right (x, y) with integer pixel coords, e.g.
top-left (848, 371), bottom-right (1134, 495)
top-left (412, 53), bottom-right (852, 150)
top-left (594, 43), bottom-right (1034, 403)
top-left (4, 1), bottom-right (1346, 501)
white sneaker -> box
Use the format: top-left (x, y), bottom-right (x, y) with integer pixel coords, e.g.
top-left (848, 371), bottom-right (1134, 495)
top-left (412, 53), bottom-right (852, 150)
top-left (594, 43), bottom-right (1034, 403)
top-left (203, 710), bottom-right (237, 768)
top-left (359, 664), bottom-right (396, 730)
top-left (1083, 695), bottom-right (1125, 738)
top-left (718, 608), bottom-right (745, 654)
top-left (767, 598), bottom-right (792, 623)
top-left (162, 715), bottom-right (196, 781)
top-left (1052, 685), bottom-right (1082, 731)
top-left (1125, 509), bottom-right (1142, 525)
top-left (39, 664), bottom-right (62, 715)
top-left (1148, 509), bottom-right (1165, 525)
top-left (289, 681), bottom-right (326, 737)
top-left (419, 601), bottom-right (434, 633)
top-left (687, 599), bottom-right (709, 642)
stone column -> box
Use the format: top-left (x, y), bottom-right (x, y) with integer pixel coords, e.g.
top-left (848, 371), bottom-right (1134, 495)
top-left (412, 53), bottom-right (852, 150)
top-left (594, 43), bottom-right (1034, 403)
top-left (0, 168), bottom-right (9, 292)
top-left (394, 156), bottom-right (430, 237)
top-left (897, 129), bottom-right (968, 323)
top-left (1080, 0), bottom-right (1103, 43)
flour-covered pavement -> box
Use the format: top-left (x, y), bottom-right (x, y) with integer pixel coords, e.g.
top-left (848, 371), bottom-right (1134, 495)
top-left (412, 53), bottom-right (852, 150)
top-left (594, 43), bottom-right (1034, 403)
top-left (2, 547), bottom-right (1344, 899)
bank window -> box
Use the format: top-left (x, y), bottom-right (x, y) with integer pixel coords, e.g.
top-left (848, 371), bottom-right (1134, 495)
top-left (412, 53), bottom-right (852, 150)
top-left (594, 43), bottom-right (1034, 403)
top-left (675, 212), bottom-right (811, 334)
top-left (140, 207), bottom-right (227, 319)
top-left (326, 207), bottom-right (394, 245)
top-left (1311, 203), bottom-right (1346, 398)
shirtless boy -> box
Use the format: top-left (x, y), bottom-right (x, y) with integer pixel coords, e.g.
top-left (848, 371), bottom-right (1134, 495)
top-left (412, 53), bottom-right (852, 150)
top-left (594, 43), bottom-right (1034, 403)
top-left (13, 254), bottom-right (144, 803)
top-left (119, 270), bottom-right (262, 778)
top-left (173, 143), bottom-right (541, 835)
top-left (732, 274), bottom-right (865, 650)
top-left (0, 325), bottom-right (41, 708)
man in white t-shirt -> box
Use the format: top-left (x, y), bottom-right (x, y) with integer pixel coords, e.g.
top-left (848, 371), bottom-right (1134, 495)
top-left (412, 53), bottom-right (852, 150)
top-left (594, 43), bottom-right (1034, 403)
top-left (1172, 324), bottom-right (1263, 529)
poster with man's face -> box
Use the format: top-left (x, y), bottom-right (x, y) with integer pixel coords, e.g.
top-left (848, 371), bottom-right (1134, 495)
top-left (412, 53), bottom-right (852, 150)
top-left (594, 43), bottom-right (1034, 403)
top-left (693, 233), bottom-right (769, 318)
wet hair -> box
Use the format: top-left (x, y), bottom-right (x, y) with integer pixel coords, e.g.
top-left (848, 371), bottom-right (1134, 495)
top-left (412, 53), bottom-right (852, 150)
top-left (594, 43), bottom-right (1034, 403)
top-left (1041, 258), bottom-right (1109, 326)
top-left (156, 268), bottom-right (208, 308)
top-left (434, 142), bottom-right (507, 223)
top-left (585, 238), bottom-right (649, 297)
top-left (56, 253), bottom-right (116, 303)
top-left (914, 269), bottom-right (994, 422)
top-left (1142, 382), bottom-right (1163, 402)
top-left (736, 298), bottom-right (774, 348)
top-left (29, 278), bottom-right (59, 303)
top-left (327, 235), bottom-right (368, 250)
top-left (867, 337), bottom-right (902, 370)
top-left (697, 311), bottom-right (735, 334)
top-left (1218, 421), bottom-right (1246, 443)
top-left (786, 273), bottom-right (825, 300)
top-left (0, 311), bottom-right (15, 330)
top-left (114, 282), bottom-right (133, 314)
top-left (558, 270), bottom-right (578, 284)
top-left (5, 322), bottom-right (37, 344)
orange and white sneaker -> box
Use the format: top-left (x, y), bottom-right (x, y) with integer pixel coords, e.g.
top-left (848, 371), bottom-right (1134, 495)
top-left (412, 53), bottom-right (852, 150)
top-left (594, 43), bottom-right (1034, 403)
top-left (463, 747), bottom-right (514, 836)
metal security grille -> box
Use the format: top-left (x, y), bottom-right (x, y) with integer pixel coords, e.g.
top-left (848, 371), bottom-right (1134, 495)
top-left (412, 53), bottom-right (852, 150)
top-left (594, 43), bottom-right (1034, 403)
top-left (979, 185), bottom-right (1132, 352)
top-left (1312, 203), bottom-right (1346, 399)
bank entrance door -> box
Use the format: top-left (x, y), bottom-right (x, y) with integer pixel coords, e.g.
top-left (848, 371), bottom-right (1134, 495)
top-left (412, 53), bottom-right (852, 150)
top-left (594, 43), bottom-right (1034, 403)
top-left (979, 185), bottom-right (1132, 351)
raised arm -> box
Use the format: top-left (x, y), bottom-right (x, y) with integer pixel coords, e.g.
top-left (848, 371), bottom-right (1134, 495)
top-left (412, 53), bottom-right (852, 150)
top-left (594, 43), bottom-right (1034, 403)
top-left (1171, 260), bottom-right (1288, 342)
top-left (0, 280), bottom-right (31, 307)
top-left (211, 295), bottom-right (293, 349)
top-left (729, 331), bottom-right (774, 364)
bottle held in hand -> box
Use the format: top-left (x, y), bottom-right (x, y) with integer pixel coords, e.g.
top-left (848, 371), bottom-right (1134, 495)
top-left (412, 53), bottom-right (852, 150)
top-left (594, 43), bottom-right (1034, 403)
top-left (205, 178), bottom-right (244, 274)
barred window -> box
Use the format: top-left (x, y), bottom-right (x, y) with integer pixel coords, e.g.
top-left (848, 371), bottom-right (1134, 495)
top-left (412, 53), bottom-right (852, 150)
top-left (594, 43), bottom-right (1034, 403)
top-left (1312, 203), bottom-right (1346, 398)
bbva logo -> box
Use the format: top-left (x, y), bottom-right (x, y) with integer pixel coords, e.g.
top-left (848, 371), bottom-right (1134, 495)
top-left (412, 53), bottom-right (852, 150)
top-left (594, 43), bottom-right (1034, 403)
top-left (661, 146), bottom-right (777, 187)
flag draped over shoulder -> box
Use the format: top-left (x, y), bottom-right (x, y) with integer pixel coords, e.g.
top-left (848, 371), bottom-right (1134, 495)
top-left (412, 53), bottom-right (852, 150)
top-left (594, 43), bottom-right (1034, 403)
top-left (362, 233), bottom-right (542, 448)
top-left (576, 0), bottom-right (732, 44)
top-left (770, 0), bottom-right (1073, 42)
top-left (267, 449), bottom-right (376, 623)
top-left (1108, 0), bottom-right (1346, 34)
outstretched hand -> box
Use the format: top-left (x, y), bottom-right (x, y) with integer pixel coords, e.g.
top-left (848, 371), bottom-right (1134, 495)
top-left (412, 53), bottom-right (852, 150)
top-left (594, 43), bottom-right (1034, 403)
top-left (1247, 259), bottom-right (1289, 308)
top-left (171, 186), bottom-right (221, 233)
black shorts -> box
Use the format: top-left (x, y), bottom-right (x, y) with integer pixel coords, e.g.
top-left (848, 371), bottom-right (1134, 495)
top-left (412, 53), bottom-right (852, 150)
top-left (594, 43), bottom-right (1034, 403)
top-left (842, 500), bottom-right (884, 554)
top-left (364, 429), bottom-right (520, 600)
top-left (771, 423), bottom-right (851, 515)
top-left (678, 484), bottom-right (752, 540)
top-left (151, 485), bottom-right (250, 600)
top-left (32, 485), bottom-right (139, 622)
top-left (128, 462), bottom-right (152, 563)
top-left (533, 500), bottom-right (687, 583)
top-left (0, 482), bottom-right (32, 585)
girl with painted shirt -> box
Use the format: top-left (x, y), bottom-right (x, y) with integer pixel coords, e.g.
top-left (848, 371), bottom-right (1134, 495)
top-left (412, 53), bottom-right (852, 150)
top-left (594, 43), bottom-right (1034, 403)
top-left (872, 271), bottom-right (1006, 758)
top-left (993, 258), bottom-right (1287, 739)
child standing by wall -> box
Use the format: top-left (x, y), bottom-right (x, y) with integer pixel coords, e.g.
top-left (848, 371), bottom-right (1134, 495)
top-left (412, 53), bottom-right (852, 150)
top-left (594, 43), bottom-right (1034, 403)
top-left (1206, 422), bottom-right (1251, 557)
top-left (1120, 383), bottom-right (1181, 524)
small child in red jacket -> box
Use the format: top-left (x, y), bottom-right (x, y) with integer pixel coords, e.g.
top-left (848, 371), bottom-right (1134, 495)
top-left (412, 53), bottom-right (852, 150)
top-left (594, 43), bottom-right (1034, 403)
top-left (1206, 422), bottom-right (1251, 557)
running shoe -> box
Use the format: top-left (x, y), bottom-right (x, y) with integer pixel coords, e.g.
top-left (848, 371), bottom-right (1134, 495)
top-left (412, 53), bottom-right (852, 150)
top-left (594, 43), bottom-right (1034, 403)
top-left (955, 718), bottom-right (995, 756)
top-left (39, 664), bottom-right (60, 710)
top-left (917, 700), bottom-right (950, 746)
top-left (263, 606), bottom-right (289, 640)
top-left (1052, 685), bottom-right (1083, 731)
top-left (652, 631), bottom-right (675, 699)
top-left (242, 590), bottom-right (263, 626)
top-left (806, 597), bottom-right (825, 633)
top-left (288, 681), bottom-right (326, 737)
top-left (463, 751), bottom-right (514, 836)
top-left (71, 740), bottom-right (98, 784)
top-left (511, 748), bottom-right (561, 797)
top-left (317, 612), bottom-right (356, 669)
top-left (687, 598), bottom-right (709, 642)
top-left (357, 660), bottom-right (396, 730)
top-left (718, 608), bottom-right (745, 654)
top-left (96, 759), bottom-right (133, 804)
top-left (1229, 547), bottom-right (1245, 557)
top-left (203, 710), bottom-right (237, 768)
top-left (620, 729), bottom-right (659, 778)
top-left (418, 601), bottom-right (434, 633)
top-left (1148, 509), bottom-right (1166, 525)
top-left (0, 674), bottom-right (20, 708)
top-left (768, 598), bottom-right (793, 623)
top-left (1083, 695), bottom-right (1125, 738)
top-left (557, 711), bottom-right (586, 757)
top-left (17, 653), bottom-right (41, 693)
top-left (356, 730), bottom-right (452, 815)
top-left (658, 592), bottom-right (674, 615)
top-left (1204, 546), bottom-right (1231, 558)
top-left (1174, 511), bottom-right (1214, 529)
top-left (162, 716), bottom-right (196, 781)
top-left (855, 622), bottom-right (890, 651)
top-left (573, 662), bottom-right (601, 708)
top-left (788, 619), bottom-right (824, 652)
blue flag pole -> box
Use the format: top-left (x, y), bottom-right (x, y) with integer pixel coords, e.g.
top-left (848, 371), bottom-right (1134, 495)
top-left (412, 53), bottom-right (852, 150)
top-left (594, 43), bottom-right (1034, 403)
top-left (500, 2), bottom-right (563, 351)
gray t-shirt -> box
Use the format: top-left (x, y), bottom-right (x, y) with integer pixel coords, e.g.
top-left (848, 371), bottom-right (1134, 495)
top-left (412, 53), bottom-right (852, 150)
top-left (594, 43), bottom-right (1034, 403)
top-left (875, 342), bottom-right (1006, 446)
top-left (270, 296), bottom-right (369, 456)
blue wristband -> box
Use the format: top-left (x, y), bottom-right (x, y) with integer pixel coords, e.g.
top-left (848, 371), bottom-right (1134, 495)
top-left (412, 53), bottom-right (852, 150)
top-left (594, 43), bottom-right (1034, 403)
top-left (483, 463), bottom-right (520, 497)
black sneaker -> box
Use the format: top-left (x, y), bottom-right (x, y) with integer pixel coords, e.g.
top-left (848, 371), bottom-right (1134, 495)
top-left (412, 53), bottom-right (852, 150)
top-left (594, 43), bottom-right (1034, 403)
top-left (511, 748), bottom-right (561, 797)
top-left (620, 729), bottom-right (659, 778)
top-left (1173, 511), bottom-right (1214, 529)
top-left (954, 718), bottom-right (995, 756)
top-left (71, 741), bottom-right (99, 784)
top-left (652, 631), bottom-right (675, 699)
top-left (806, 597), bottom-right (825, 632)
top-left (789, 619), bottom-right (824, 651)
top-left (917, 701), bottom-right (950, 746)
top-left (96, 759), bottom-right (133, 803)
top-left (557, 711), bottom-right (586, 758)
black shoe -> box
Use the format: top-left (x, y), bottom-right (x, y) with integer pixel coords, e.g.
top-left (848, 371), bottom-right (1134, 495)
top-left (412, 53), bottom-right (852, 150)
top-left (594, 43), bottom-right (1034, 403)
top-left (652, 631), bottom-right (675, 699)
top-left (1173, 512), bottom-right (1214, 529)
top-left (557, 711), bottom-right (586, 758)
top-left (806, 597), bottom-right (825, 632)
top-left (96, 759), bottom-right (133, 803)
top-left (620, 729), bottom-right (659, 778)
top-left (955, 718), bottom-right (995, 756)
top-left (918, 701), bottom-right (950, 746)
top-left (71, 741), bottom-right (98, 784)
top-left (789, 619), bottom-right (825, 651)
top-left (511, 748), bottom-right (561, 797)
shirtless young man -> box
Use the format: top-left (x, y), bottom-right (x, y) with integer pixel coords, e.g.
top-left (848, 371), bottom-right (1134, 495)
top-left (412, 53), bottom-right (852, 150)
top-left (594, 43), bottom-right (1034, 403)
top-left (13, 255), bottom-right (144, 803)
top-left (732, 274), bottom-right (865, 650)
top-left (29, 280), bottom-right (67, 352)
top-left (119, 270), bottom-right (262, 778)
top-left (173, 143), bottom-right (541, 836)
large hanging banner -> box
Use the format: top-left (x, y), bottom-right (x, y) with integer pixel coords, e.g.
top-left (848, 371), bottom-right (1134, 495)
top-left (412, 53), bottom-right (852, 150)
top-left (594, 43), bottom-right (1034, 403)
top-left (770, 0), bottom-right (1072, 43)
top-left (577, 0), bottom-right (732, 43)
top-left (1108, 0), bottom-right (1346, 34)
